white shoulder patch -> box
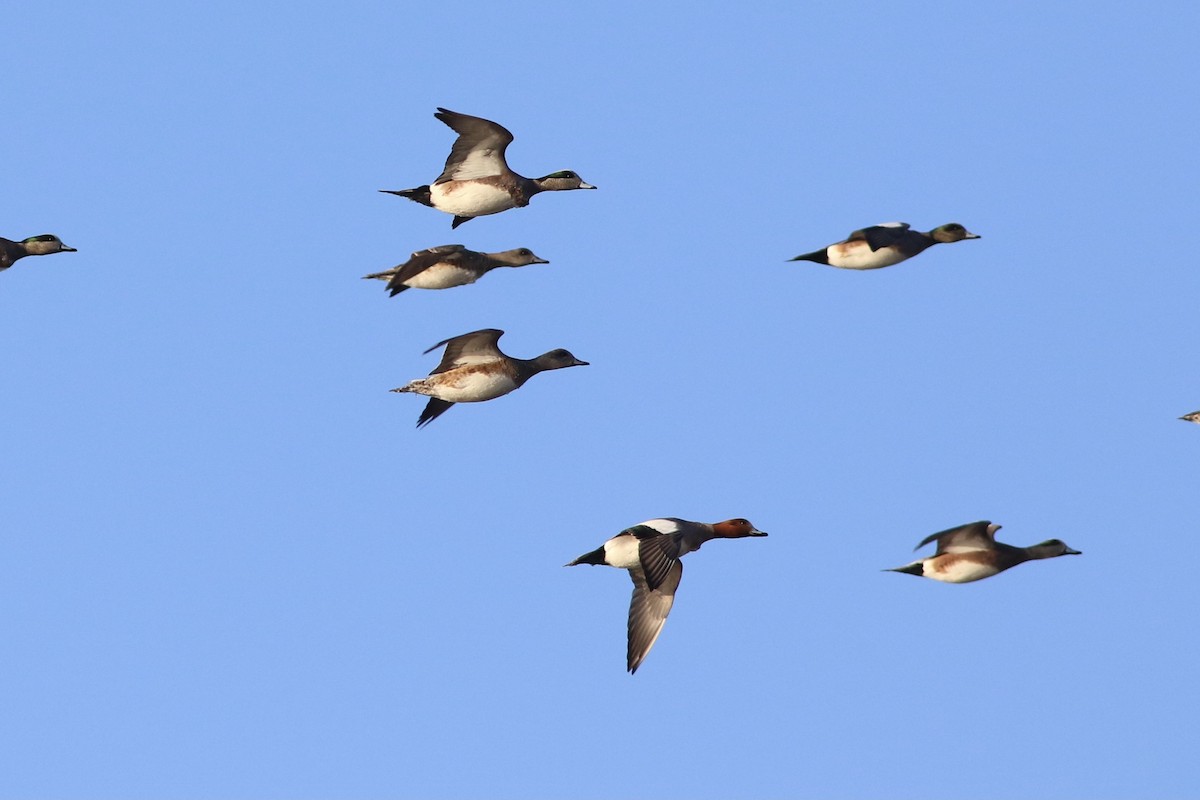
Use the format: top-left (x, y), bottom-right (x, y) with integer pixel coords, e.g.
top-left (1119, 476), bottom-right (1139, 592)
top-left (874, 221), bottom-right (910, 229)
top-left (636, 518), bottom-right (681, 534)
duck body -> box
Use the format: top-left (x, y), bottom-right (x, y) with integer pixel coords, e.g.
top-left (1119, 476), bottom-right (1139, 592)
top-left (363, 245), bottom-right (548, 296)
top-left (886, 520), bottom-right (1081, 583)
top-left (381, 108), bottom-right (595, 228)
top-left (391, 328), bottom-right (587, 427)
top-left (1, 234), bottom-right (77, 271)
top-left (790, 222), bottom-right (978, 270)
top-left (567, 517), bottom-right (767, 673)
top-left (1180, 411), bottom-right (1200, 424)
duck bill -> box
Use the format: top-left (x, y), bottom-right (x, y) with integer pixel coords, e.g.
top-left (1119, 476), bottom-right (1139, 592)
top-left (965, 232), bottom-right (981, 239)
top-left (748, 528), bottom-right (768, 537)
top-left (1064, 547), bottom-right (1082, 555)
top-left (571, 359), bottom-right (590, 367)
top-left (579, 182), bottom-right (597, 190)
top-left (61, 244), bottom-right (78, 252)
top-left (533, 257), bottom-right (550, 264)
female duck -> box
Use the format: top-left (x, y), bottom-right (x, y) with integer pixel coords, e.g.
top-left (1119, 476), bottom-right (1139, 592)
top-left (567, 517), bottom-right (767, 673)
top-left (1, 234), bottom-right (77, 271)
top-left (391, 328), bottom-right (587, 428)
top-left (789, 222), bottom-right (978, 270)
top-left (886, 520), bottom-right (1080, 583)
top-left (362, 244), bottom-right (548, 296)
top-left (381, 108), bottom-right (596, 229)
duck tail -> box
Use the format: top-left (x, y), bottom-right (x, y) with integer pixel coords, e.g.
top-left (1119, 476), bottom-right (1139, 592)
top-left (380, 185), bottom-right (432, 206)
top-left (788, 249), bottom-right (829, 265)
top-left (565, 545), bottom-right (606, 567)
top-left (885, 561), bottom-right (925, 577)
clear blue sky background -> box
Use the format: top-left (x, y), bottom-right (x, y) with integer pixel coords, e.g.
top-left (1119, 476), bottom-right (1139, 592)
top-left (4, 2), bottom-right (1198, 798)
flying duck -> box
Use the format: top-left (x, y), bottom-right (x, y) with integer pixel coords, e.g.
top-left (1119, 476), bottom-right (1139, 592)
top-left (789, 222), bottom-right (979, 270)
top-left (380, 108), bottom-right (596, 228)
top-left (363, 244), bottom-right (548, 296)
top-left (567, 517), bottom-right (767, 673)
top-left (885, 520), bottom-right (1080, 583)
top-left (391, 328), bottom-right (587, 427)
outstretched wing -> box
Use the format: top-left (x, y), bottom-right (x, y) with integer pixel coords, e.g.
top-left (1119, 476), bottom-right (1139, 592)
top-left (433, 108), bottom-right (515, 183)
top-left (626, 561), bottom-right (683, 674)
top-left (915, 520), bottom-right (997, 554)
top-left (424, 328), bottom-right (506, 374)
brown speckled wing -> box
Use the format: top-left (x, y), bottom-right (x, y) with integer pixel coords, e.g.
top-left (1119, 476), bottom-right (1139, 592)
top-left (916, 520), bottom-right (997, 554)
top-left (424, 328), bottom-right (506, 375)
top-left (626, 561), bottom-right (683, 674)
top-left (433, 108), bottom-right (515, 184)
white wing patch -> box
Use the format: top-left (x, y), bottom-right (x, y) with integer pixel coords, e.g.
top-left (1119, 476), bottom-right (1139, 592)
top-left (447, 148), bottom-right (506, 181)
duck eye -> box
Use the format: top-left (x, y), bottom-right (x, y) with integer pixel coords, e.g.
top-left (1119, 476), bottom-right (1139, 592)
top-left (519, 249), bottom-right (530, 256)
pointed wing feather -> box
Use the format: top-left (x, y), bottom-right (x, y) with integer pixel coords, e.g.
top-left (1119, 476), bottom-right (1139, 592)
top-left (637, 533), bottom-right (683, 592)
top-left (424, 328), bottom-right (506, 374)
top-left (627, 562), bottom-right (683, 674)
top-left (433, 108), bottom-right (514, 183)
top-left (416, 398), bottom-right (454, 428)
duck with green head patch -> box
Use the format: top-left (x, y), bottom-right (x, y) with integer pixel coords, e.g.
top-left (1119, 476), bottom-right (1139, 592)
top-left (380, 108), bottom-right (596, 229)
top-left (1, 234), bottom-right (77, 272)
top-left (789, 222), bottom-right (979, 270)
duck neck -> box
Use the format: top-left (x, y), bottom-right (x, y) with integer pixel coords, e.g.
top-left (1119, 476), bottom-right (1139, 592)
top-left (1, 239), bottom-right (28, 263)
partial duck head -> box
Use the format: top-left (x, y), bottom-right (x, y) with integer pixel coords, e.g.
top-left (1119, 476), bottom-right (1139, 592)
top-left (1028, 538), bottom-right (1082, 558)
top-left (490, 247), bottom-right (550, 267)
top-left (22, 234), bottom-right (77, 255)
top-left (712, 518), bottom-right (768, 538)
top-left (534, 170), bottom-right (596, 191)
top-left (533, 348), bottom-right (589, 371)
top-left (929, 223), bottom-right (980, 243)
top-left (1180, 411), bottom-right (1200, 423)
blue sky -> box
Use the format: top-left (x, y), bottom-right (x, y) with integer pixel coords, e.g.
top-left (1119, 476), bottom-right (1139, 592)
top-left (4, 1), bottom-right (1198, 797)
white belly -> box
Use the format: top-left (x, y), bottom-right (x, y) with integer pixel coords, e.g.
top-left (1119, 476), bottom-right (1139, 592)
top-left (926, 558), bottom-right (1002, 584)
top-left (429, 181), bottom-right (516, 216)
top-left (421, 367), bottom-right (518, 403)
top-left (403, 263), bottom-right (480, 290)
top-left (828, 246), bottom-right (909, 270)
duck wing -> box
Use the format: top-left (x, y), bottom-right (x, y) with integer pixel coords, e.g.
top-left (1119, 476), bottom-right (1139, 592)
top-left (433, 108), bottom-right (515, 183)
top-left (915, 520), bottom-right (998, 554)
top-left (635, 527), bottom-right (685, 592)
top-left (626, 560), bottom-right (683, 674)
top-left (849, 222), bottom-right (911, 251)
top-left (424, 328), bottom-right (506, 374)
top-left (416, 398), bottom-right (455, 428)
top-left (390, 244), bottom-right (469, 286)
